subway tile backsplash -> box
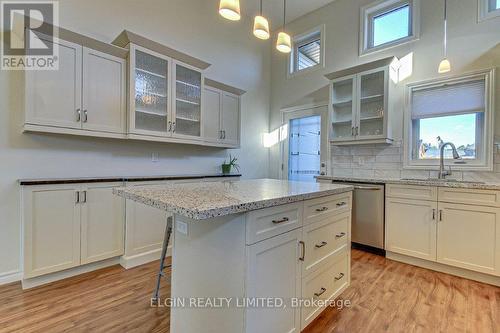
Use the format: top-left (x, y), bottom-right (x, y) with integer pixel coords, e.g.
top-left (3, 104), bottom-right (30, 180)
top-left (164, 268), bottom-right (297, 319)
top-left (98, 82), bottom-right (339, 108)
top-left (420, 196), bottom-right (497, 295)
top-left (330, 141), bottom-right (500, 182)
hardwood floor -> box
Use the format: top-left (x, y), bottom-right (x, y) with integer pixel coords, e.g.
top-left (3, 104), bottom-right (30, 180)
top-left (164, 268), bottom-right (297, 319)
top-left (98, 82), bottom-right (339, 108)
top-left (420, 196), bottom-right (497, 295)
top-left (0, 250), bottom-right (499, 333)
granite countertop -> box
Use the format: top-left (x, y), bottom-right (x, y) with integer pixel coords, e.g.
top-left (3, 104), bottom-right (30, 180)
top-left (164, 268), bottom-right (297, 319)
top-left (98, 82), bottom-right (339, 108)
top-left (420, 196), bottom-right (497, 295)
top-left (316, 176), bottom-right (500, 190)
top-left (113, 178), bottom-right (353, 220)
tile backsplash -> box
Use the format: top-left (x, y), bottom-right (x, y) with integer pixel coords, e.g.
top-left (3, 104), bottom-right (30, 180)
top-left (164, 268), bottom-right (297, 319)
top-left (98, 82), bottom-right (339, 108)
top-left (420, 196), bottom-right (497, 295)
top-left (331, 141), bottom-right (500, 183)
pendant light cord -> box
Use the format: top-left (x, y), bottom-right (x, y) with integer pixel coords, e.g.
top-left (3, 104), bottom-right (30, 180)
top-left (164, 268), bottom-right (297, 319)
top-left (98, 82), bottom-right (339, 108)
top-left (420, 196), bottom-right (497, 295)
top-left (443, 0), bottom-right (447, 57)
top-left (260, 0), bottom-right (262, 15)
top-left (283, 0), bottom-right (286, 28)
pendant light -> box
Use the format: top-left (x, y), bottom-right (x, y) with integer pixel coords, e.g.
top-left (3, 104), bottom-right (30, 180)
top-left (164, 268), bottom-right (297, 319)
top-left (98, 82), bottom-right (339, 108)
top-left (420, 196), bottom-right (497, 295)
top-left (276, 0), bottom-right (292, 53)
top-left (219, 0), bottom-right (241, 21)
top-left (438, 0), bottom-right (451, 73)
top-left (253, 0), bottom-right (270, 40)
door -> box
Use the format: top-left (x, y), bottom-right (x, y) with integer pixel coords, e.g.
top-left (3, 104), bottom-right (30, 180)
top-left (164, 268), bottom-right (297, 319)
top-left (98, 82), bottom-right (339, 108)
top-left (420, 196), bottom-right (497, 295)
top-left (80, 183), bottom-right (125, 265)
top-left (330, 76), bottom-right (356, 142)
top-left (25, 34), bottom-right (82, 129)
top-left (23, 185), bottom-right (81, 278)
top-left (82, 47), bottom-right (126, 134)
top-left (130, 45), bottom-right (171, 136)
top-left (246, 229), bottom-right (302, 333)
top-left (356, 68), bottom-right (387, 140)
top-left (385, 197), bottom-right (437, 261)
top-left (437, 203), bottom-right (500, 276)
top-left (202, 86), bottom-right (222, 143)
top-left (283, 105), bottom-right (329, 181)
top-left (172, 61), bottom-right (203, 140)
top-left (221, 92), bottom-right (240, 146)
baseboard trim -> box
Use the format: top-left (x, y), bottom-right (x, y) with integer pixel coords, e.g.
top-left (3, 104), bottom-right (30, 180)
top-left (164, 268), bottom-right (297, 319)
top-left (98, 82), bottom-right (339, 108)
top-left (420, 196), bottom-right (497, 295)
top-left (0, 270), bottom-right (22, 286)
top-left (386, 251), bottom-right (500, 287)
top-left (120, 246), bottom-right (172, 269)
top-left (22, 257), bottom-right (120, 290)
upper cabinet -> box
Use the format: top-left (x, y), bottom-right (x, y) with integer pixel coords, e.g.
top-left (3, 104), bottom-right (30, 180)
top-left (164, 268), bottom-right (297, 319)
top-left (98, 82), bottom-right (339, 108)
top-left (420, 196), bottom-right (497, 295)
top-left (326, 57), bottom-right (399, 145)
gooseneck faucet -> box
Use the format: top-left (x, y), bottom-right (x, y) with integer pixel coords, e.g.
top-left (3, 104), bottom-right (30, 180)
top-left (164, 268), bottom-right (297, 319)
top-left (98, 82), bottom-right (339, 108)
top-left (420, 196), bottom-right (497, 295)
top-left (439, 142), bottom-right (461, 179)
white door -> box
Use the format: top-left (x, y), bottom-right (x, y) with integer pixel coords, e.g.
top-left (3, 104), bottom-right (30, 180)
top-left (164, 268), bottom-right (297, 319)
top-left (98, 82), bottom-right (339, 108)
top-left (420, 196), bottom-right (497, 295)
top-left (437, 203), bottom-right (500, 276)
top-left (23, 185), bottom-right (81, 278)
top-left (282, 105), bottom-right (329, 181)
top-left (221, 92), bottom-right (240, 146)
top-left (385, 197), bottom-right (437, 261)
top-left (246, 229), bottom-right (302, 333)
top-left (80, 183), bottom-right (125, 265)
top-left (82, 47), bottom-right (126, 134)
top-left (202, 86), bottom-right (222, 143)
top-left (25, 35), bottom-right (82, 129)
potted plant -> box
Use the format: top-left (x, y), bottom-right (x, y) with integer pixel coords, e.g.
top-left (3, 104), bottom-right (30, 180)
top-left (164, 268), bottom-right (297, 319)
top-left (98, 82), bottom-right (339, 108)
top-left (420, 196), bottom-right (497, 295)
top-left (222, 155), bottom-right (240, 174)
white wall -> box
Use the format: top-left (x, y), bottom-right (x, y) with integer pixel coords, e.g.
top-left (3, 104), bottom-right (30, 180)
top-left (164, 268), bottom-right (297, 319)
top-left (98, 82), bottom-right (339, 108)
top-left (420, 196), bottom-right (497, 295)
top-left (269, 0), bottom-right (500, 178)
top-left (0, 0), bottom-right (271, 278)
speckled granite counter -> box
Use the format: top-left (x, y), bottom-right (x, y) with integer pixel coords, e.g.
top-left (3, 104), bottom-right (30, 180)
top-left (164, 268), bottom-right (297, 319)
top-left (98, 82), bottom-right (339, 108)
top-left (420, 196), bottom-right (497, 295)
top-left (113, 178), bottom-right (353, 220)
top-left (316, 176), bottom-right (500, 190)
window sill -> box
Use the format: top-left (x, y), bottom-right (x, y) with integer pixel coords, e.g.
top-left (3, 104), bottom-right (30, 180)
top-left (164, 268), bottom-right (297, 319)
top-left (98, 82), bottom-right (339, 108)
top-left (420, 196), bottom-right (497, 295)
top-left (403, 162), bottom-right (493, 172)
top-left (478, 9), bottom-right (500, 22)
top-left (287, 63), bottom-right (324, 80)
top-left (360, 35), bottom-right (419, 57)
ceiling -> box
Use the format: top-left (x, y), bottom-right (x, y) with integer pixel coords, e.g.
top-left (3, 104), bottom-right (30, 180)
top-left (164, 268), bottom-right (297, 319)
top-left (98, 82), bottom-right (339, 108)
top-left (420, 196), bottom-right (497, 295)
top-left (240, 0), bottom-right (337, 30)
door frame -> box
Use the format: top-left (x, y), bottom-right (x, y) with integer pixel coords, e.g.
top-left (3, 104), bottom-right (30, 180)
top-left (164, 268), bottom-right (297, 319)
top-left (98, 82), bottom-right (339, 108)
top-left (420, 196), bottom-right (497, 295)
top-left (280, 103), bottom-right (330, 180)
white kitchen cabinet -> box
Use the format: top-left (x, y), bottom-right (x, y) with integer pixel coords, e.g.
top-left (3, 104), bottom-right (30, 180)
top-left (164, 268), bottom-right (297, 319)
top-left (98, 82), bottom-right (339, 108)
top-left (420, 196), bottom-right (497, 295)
top-left (221, 92), bottom-right (240, 146)
top-left (385, 197), bottom-right (437, 261)
top-left (246, 229), bottom-right (302, 333)
top-left (80, 183), bottom-right (125, 265)
top-left (203, 86), bottom-right (223, 143)
top-left (23, 185), bottom-right (81, 279)
top-left (25, 34), bottom-right (126, 136)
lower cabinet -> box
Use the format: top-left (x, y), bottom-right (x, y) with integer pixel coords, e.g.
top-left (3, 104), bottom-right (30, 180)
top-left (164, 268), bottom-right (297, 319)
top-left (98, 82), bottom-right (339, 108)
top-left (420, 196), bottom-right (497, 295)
top-left (23, 182), bottom-right (125, 279)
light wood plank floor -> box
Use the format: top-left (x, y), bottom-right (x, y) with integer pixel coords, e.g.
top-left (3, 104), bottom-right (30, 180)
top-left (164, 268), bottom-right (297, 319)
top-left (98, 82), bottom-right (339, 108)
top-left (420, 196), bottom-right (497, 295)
top-left (0, 250), bottom-right (499, 333)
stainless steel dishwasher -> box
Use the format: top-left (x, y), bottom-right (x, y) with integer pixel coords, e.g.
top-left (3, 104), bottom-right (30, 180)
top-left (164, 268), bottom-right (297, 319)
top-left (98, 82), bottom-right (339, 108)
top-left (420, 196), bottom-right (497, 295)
top-left (334, 182), bottom-right (385, 251)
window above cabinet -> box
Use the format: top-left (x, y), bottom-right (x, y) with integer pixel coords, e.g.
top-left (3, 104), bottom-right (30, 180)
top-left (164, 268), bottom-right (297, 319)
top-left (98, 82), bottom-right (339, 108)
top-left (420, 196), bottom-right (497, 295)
top-left (288, 25), bottom-right (325, 77)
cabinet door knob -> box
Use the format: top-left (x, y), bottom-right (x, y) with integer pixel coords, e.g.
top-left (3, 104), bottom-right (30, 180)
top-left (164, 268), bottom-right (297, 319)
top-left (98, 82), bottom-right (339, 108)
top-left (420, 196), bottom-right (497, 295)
top-left (83, 110), bottom-right (88, 123)
top-left (439, 210), bottom-right (443, 221)
top-left (335, 272), bottom-right (345, 281)
top-left (299, 241), bottom-right (305, 261)
top-left (76, 109), bottom-right (81, 122)
top-left (432, 209), bottom-right (436, 220)
top-left (314, 287), bottom-right (327, 297)
top-left (75, 191), bottom-right (80, 204)
top-left (315, 241), bottom-right (328, 248)
top-left (272, 217), bottom-right (289, 224)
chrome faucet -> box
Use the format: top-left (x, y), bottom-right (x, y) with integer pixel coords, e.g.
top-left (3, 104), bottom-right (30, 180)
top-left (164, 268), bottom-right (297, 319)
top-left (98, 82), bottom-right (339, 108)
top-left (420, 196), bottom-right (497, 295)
top-left (438, 142), bottom-right (461, 179)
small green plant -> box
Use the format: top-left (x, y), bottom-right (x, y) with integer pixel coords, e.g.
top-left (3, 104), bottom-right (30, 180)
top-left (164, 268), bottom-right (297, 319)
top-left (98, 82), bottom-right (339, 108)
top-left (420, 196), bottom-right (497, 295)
top-left (222, 154), bottom-right (240, 174)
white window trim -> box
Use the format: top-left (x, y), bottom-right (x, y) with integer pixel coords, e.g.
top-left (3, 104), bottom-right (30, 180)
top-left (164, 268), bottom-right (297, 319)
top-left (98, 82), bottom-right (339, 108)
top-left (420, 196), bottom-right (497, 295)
top-left (403, 69), bottom-right (496, 171)
top-left (287, 25), bottom-right (325, 78)
top-left (359, 0), bottom-right (420, 56)
top-left (478, 0), bottom-right (500, 22)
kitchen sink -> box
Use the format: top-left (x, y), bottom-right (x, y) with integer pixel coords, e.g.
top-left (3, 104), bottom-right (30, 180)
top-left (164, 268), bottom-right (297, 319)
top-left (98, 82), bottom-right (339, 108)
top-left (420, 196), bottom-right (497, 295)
top-left (400, 178), bottom-right (485, 184)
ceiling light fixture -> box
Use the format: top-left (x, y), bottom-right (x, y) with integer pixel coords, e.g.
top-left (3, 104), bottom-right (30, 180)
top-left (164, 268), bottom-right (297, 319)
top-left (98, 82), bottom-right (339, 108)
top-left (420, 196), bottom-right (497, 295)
top-left (253, 0), bottom-right (270, 40)
top-left (219, 0), bottom-right (241, 21)
top-left (276, 0), bottom-right (292, 53)
top-left (438, 0), bottom-right (451, 74)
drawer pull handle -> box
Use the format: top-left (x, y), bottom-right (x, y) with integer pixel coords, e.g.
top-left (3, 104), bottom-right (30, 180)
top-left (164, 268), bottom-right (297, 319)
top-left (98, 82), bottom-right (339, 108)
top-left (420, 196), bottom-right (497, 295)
top-left (299, 241), bottom-right (305, 261)
top-left (336, 232), bottom-right (346, 238)
top-left (314, 287), bottom-right (327, 297)
top-left (335, 273), bottom-right (345, 281)
top-left (272, 217), bottom-right (289, 224)
top-left (315, 241), bottom-right (328, 248)
top-left (315, 206), bottom-right (329, 212)
top-left (336, 202), bottom-right (347, 207)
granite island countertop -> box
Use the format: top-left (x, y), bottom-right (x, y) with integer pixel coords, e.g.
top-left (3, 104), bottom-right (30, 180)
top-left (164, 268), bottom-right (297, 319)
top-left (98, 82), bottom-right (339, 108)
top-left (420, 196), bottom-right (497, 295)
top-left (113, 178), bottom-right (353, 220)
top-left (316, 175), bottom-right (500, 190)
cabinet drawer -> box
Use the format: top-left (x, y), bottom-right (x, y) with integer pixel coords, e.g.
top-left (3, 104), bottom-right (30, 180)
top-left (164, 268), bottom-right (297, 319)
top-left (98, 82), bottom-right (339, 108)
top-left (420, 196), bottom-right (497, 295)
top-left (386, 184), bottom-right (437, 201)
top-left (246, 202), bottom-right (303, 245)
top-left (304, 193), bottom-right (351, 225)
top-left (301, 252), bottom-right (349, 330)
top-left (302, 212), bottom-right (350, 276)
top-left (438, 187), bottom-right (500, 207)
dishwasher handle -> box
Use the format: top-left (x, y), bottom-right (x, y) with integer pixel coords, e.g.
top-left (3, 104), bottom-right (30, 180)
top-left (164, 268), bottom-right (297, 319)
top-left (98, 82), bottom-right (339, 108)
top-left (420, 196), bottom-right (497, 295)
top-left (353, 185), bottom-right (382, 191)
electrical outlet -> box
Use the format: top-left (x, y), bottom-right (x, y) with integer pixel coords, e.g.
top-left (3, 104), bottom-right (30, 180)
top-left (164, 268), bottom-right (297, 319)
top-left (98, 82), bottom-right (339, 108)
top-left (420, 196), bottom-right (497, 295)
top-left (151, 152), bottom-right (159, 162)
top-left (176, 220), bottom-right (188, 235)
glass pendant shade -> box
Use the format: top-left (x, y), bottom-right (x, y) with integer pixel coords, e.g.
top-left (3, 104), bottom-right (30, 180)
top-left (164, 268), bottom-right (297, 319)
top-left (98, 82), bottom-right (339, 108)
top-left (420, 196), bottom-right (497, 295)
top-left (253, 15), bottom-right (270, 40)
top-left (438, 58), bottom-right (451, 73)
top-left (276, 32), bottom-right (291, 53)
top-left (219, 0), bottom-right (241, 21)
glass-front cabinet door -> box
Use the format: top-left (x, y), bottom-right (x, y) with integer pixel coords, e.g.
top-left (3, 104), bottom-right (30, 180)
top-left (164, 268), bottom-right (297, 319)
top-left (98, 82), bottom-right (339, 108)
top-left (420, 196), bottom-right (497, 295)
top-left (173, 62), bottom-right (202, 140)
top-left (357, 68), bottom-right (387, 139)
top-left (330, 76), bottom-right (356, 141)
top-left (132, 47), bottom-right (171, 136)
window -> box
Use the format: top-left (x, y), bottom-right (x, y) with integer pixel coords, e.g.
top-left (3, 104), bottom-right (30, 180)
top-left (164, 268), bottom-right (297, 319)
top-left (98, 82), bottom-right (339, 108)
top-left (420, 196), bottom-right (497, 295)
top-left (289, 26), bottom-right (325, 76)
top-left (404, 70), bottom-right (495, 170)
top-left (479, 0), bottom-right (500, 21)
top-left (360, 0), bottom-right (420, 55)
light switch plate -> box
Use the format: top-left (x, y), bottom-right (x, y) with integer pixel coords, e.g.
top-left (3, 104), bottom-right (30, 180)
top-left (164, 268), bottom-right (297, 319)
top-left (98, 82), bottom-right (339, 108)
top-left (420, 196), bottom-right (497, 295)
top-left (176, 220), bottom-right (188, 235)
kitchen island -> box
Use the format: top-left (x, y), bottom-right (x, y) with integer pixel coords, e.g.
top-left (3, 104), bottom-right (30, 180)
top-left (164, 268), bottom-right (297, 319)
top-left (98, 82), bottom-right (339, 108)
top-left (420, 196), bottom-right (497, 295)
top-left (114, 179), bottom-right (353, 333)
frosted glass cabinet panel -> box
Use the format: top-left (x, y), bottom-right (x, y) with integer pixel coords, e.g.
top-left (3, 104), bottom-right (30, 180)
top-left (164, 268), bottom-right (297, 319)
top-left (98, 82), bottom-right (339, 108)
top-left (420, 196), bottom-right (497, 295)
top-left (173, 63), bottom-right (202, 139)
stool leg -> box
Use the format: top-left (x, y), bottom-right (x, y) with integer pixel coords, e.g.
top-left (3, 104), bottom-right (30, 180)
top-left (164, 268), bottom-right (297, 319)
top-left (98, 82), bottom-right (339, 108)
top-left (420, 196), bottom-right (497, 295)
top-left (152, 215), bottom-right (173, 303)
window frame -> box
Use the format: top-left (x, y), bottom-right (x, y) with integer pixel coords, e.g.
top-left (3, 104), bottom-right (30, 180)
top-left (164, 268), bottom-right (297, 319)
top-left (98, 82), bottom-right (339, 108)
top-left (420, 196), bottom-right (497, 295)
top-left (288, 25), bottom-right (325, 78)
top-left (403, 69), bottom-right (496, 171)
top-left (478, 0), bottom-right (500, 22)
top-left (359, 0), bottom-right (420, 56)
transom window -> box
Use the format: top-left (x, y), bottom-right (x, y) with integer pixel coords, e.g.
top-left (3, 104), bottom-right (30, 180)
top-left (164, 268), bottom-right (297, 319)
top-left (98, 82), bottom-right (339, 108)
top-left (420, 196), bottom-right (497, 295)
top-left (479, 0), bottom-right (500, 20)
top-left (289, 26), bottom-right (324, 76)
top-left (360, 0), bottom-right (420, 55)
top-left (405, 71), bottom-right (494, 170)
